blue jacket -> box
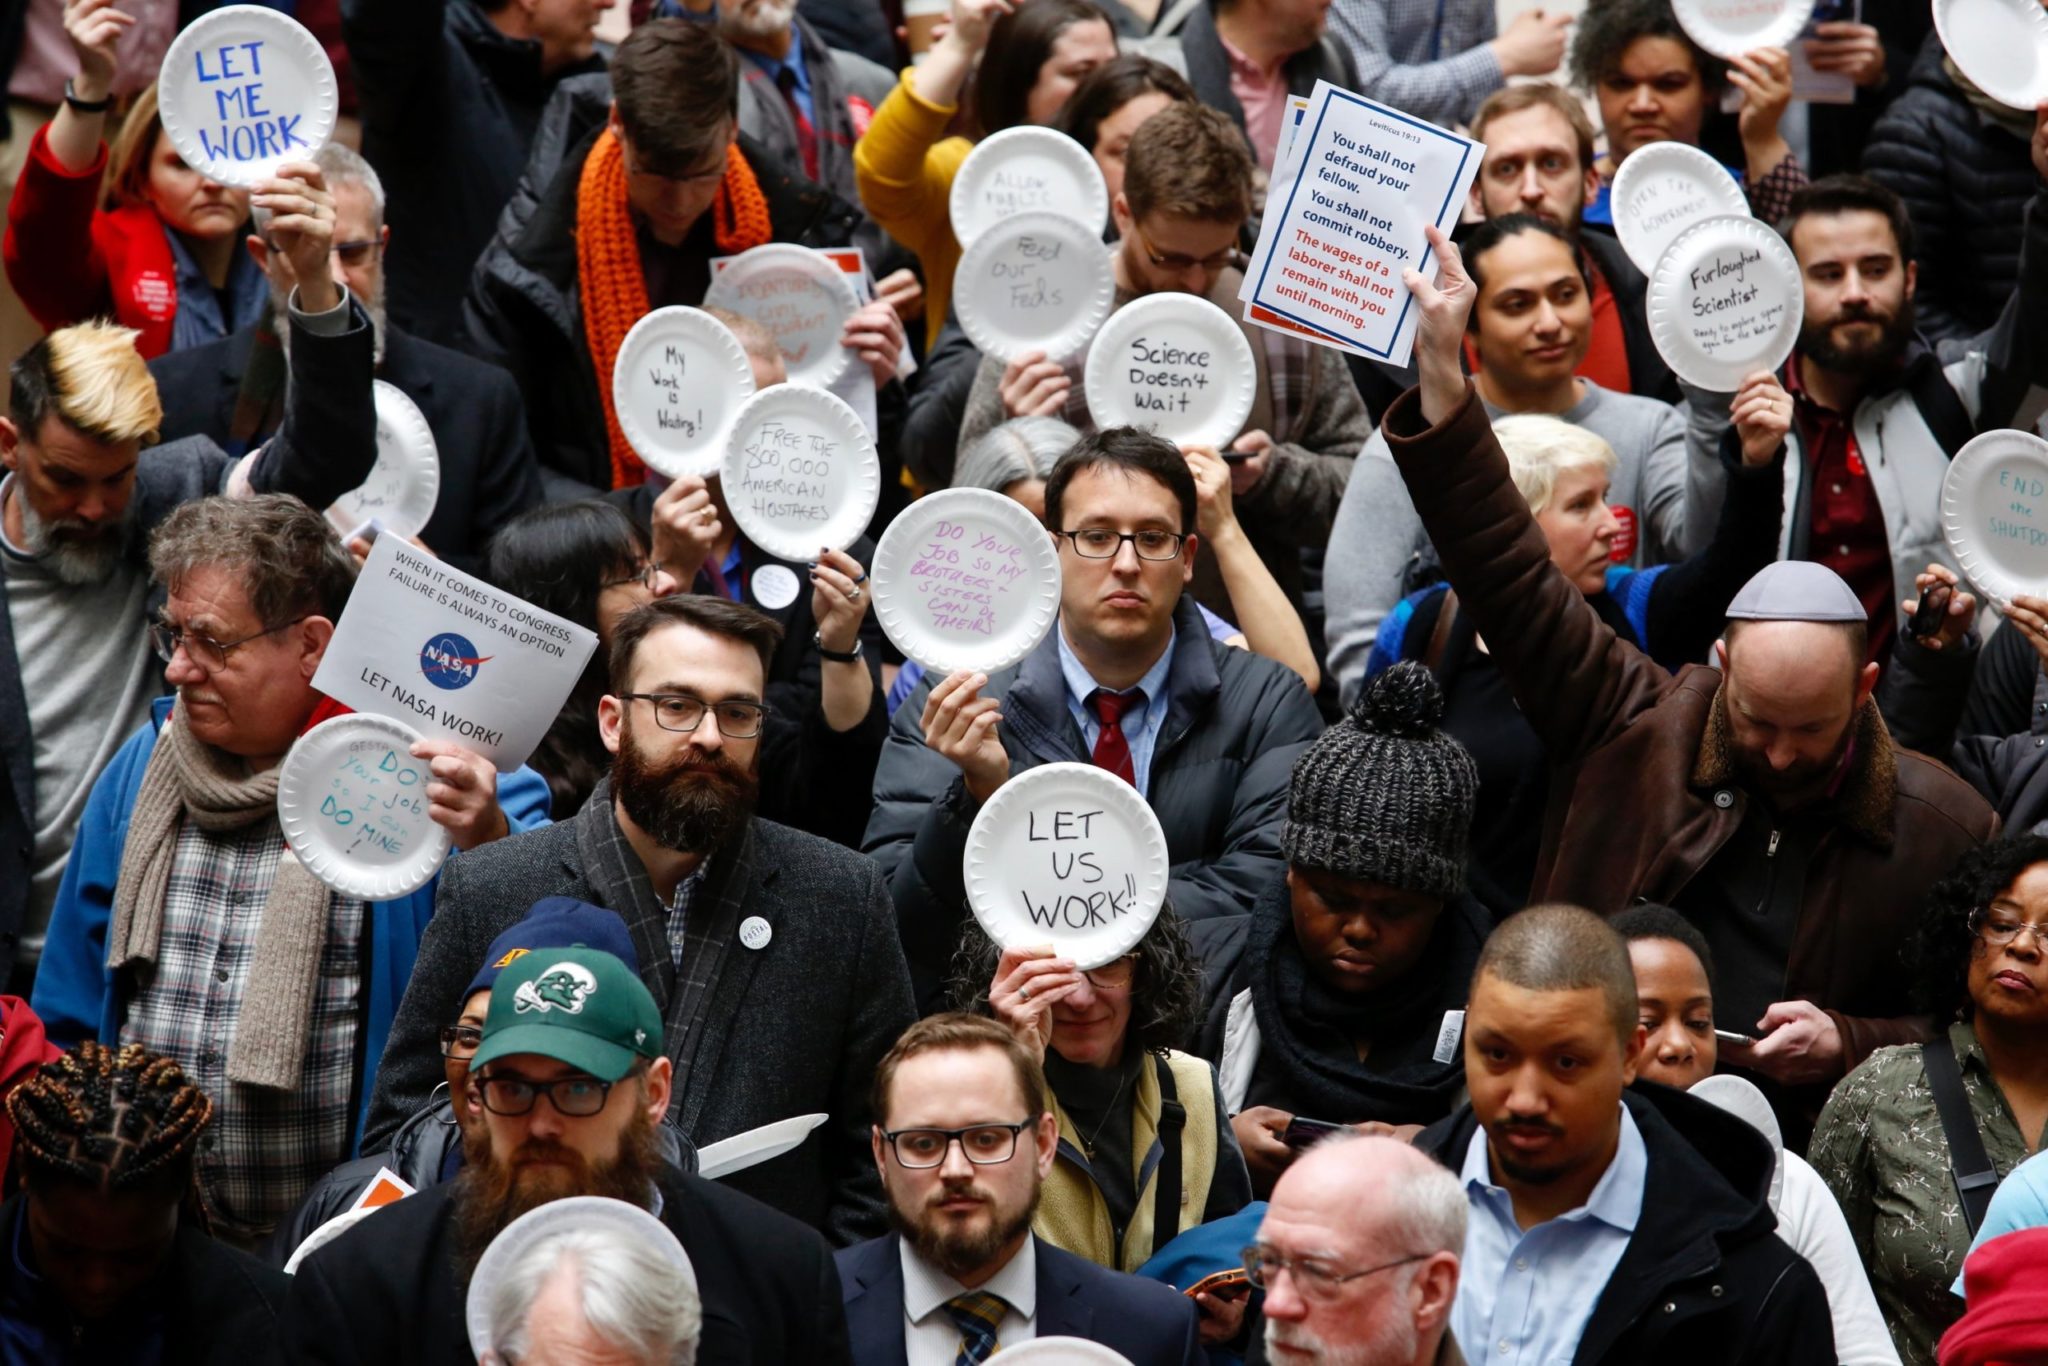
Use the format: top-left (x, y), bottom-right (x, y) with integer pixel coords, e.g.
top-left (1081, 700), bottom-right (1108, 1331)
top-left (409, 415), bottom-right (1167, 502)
top-left (31, 696), bottom-right (551, 1149)
top-left (1368, 565), bottom-right (1664, 678)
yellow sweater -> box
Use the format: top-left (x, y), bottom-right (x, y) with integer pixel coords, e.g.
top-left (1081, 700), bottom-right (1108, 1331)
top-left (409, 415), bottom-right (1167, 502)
top-left (853, 67), bottom-right (974, 353)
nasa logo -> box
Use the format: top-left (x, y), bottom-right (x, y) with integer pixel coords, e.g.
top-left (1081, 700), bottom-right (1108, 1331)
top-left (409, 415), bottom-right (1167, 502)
top-left (419, 632), bottom-right (493, 691)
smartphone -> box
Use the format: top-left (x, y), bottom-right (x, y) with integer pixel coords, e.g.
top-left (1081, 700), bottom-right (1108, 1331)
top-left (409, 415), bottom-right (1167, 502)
top-left (1281, 1116), bottom-right (1345, 1150)
top-left (1908, 582), bottom-right (1952, 642)
top-left (1221, 449), bottom-right (1255, 464)
top-left (1714, 1028), bottom-right (1757, 1046)
top-left (1184, 1268), bottom-right (1252, 1302)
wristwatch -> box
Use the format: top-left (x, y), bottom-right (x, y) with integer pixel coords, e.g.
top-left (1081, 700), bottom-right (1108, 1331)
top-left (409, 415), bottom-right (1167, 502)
top-left (63, 79), bottom-right (112, 114)
top-left (814, 630), bottom-right (863, 663)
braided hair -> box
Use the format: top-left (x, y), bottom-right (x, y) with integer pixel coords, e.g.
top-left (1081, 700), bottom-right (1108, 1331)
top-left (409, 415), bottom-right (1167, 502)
top-left (7, 1042), bottom-right (213, 1200)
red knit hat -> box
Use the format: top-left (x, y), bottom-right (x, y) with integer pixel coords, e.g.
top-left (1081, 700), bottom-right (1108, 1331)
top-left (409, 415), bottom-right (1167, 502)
top-left (1939, 1228), bottom-right (2048, 1366)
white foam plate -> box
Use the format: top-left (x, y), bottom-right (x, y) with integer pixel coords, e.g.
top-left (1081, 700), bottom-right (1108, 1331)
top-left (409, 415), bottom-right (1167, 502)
top-left (326, 380), bottom-right (439, 541)
top-left (157, 6), bottom-right (338, 190)
top-left (993, 1341), bottom-right (1136, 1365)
top-left (283, 1204), bottom-right (380, 1275)
top-left (1610, 141), bottom-right (1751, 276)
top-left (277, 712), bottom-right (451, 901)
top-left (695, 1113), bottom-right (831, 1181)
top-left (949, 125), bottom-right (1110, 248)
top-left (1942, 428), bottom-right (2048, 611)
top-left (611, 306), bottom-right (757, 479)
top-left (964, 762), bottom-right (1169, 971)
top-left (719, 383), bottom-right (880, 562)
top-left (1084, 293), bottom-right (1257, 450)
top-left (1672, 0), bottom-right (1815, 59)
top-left (953, 211), bottom-right (1116, 366)
top-left (1646, 214), bottom-right (1802, 393)
top-left (870, 489), bottom-right (1061, 676)
top-left (1933, 0), bottom-right (2048, 110)
top-left (703, 243), bottom-right (860, 388)
top-left (466, 1198), bottom-right (694, 1355)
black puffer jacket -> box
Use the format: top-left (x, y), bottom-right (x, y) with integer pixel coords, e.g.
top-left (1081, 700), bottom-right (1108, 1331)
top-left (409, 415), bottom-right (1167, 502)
top-left (1862, 33), bottom-right (2040, 347)
top-left (464, 77), bottom-right (865, 493)
top-left (1417, 1084), bottom-right (1838, 1366)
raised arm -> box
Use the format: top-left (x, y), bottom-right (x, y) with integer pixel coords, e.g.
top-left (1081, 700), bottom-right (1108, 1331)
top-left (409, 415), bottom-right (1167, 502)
top-left (1185, 444), bottom-right (1319, 691)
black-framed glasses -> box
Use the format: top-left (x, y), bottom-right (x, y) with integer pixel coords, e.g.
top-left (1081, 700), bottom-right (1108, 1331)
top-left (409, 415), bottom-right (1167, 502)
top-left (440, 1024), bottom-right (484, 1059)
top-left (1130, 221), bottom-right (1239, 274)
top-left (600, 560), bottom-right (660, 593)
top-left (617, 693), bottom-right (769, 739)
top-left (1083, 955), bottom-right (1136, 989)
top-left (1058, 529), bottom-right (1186, 561)
top-left (1968, 909), bottom-right (2048, 950)
top-left (149, 616), bottom-right (308, 673)
top-left (1241, 1246), bottom-right (1430, 1302)
top-left (471, 1071), bottom-right (617, 1118)
top-left (332, 237), bottom-right (382, 268)
top-left (881, 1122), bottom-right (1033, 1169)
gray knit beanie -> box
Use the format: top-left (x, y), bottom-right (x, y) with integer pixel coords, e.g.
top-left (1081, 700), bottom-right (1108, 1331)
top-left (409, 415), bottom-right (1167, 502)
top-left (1280, 661), bottom-right (1479, 897)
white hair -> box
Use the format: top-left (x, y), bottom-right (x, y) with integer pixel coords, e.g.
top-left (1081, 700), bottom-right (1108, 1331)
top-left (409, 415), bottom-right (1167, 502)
top-left (1309, 1131), bottom-right (1468, 1259)
top-left (485, 1227), bottom-right (702, 1366)
top-left (251, 141), bottom-right (387, 238)
top-left (1490, 413), bottom-right (1618, 517)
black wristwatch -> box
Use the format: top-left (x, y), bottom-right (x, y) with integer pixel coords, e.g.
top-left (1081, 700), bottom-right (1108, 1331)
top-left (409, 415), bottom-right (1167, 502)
top-left (814, 630), bottom-right (863, 663)
top-left (63, 80), bottom-right (112, 114)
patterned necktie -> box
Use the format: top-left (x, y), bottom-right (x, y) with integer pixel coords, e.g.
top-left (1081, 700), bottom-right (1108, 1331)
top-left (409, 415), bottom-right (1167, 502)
top-left (943, 1290), bottom-right (1009, 1365)
top-left (1089, 688), bottom-right (1144, 787)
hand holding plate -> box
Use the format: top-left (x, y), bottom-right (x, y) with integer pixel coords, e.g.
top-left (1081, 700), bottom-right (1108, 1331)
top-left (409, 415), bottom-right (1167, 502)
top-left (921, 670), bottom-right (1009, 805)
top-left (989, 946), bottom-right (1083, 1061)
top-left (651, 474), bottom-right (721, 582)
top-left (411, 739), bottom-right (509, 852)
top-left (1730, 370), bottom-right (1792, 467)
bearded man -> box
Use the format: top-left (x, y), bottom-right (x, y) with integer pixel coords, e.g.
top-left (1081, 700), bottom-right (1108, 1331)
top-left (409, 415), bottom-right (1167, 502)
top-left (836, 1014), bottom-right (1205, 1366)
top-left (284, 946), bottom-right (851, 1365)
top-left (364, 593), bottom-right (915, 1245)
top-left (1679, 171), bottom-right (2048, 667)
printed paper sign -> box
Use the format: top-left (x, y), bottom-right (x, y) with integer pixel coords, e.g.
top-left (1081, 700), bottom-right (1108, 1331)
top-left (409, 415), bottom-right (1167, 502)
top-left (312, 538), bottom-right (598, 771)
top-left (1241, 81), bottom-right (1482, 367)
top-left (349, 1167), bottom-right (417, 1211)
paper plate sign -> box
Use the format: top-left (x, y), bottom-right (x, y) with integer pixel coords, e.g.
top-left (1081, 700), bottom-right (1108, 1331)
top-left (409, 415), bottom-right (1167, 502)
top-left (1084, 293), bottom-right (1258, 449)
top-left (964, 762), bottom-right (1170, 970)
top-left (611, 307), bottom-right (757, 478)
top-left (311, 537), bottom-right (598, 771)
top-left (1933, 0), bottom-right (2048, 110)
top-left (1610, 142), bottom-right (1751, 275)
top-left (870, 489), bottom-right (1061, 675)
top-left (327, 380), bottom-right (440, 541)
top-left (1941, 429), bottom-right (2048, 609)
top-left (952, 211), bottom-right (1116, 365)
top-left (719, 384), bottom-right (881, 562)
top-left (1672, 0), bottom-right (1815, 58)
top-left (703, 244), bottom-right (859, 389)
top-left (278, 713), bottom-right (451, 900)
top-left (949, 126), bottom-right (1110, 248)
top-left (695, 1113), bottom-right (832, 1181)
top-left (1647, 215), bottom-right (1802, 393)
top-left (157, 6), bottom-right (338, 190)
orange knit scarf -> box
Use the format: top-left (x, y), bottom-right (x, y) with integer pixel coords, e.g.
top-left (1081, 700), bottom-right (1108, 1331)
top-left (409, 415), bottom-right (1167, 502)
top-left (577, 127), bottom-right (774, 488)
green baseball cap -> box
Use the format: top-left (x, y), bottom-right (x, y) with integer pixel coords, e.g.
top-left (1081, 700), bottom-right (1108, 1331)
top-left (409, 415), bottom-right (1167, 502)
top-left (469, 947), bottom-right (662, 1083)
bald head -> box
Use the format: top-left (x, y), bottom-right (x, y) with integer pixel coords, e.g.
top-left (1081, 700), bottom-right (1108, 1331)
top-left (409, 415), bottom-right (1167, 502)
top-left (1716, 619), bottom-right (1879, 807)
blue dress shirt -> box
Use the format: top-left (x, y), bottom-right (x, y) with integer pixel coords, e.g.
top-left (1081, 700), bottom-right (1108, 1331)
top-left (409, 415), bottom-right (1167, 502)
top-left (1451, 1105), bottom-right (1648, 1366)
top-left (1056, 626), bottom-right (1176, 799)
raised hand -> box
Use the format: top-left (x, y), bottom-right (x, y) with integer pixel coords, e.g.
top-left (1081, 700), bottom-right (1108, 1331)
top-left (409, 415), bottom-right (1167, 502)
top-left (253, 161), bottom-right (340, 313)
top-left (63, 0), bottom-right (130, 100)
top-left (1729, 370), bottom-right (1792, 466)
top-left (1401, 225), bottom-right (1476, 425)
top-left (919, 670), bottom-right (1010, 804)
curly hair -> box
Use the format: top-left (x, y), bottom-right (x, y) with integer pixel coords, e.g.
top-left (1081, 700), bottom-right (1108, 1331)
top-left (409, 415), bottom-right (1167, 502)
top-left (944, 910), bottom-right (1204, 1058)
top-left (1909, 835), bottom-right (2048, 1020)
top-left (8, 1042), bottom-right (213, 1201)
top-left (1568, 0), bottom-right (1726, 92)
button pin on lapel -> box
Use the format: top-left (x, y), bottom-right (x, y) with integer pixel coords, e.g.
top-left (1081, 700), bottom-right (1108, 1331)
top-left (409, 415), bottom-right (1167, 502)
top-left (739, 916), bottom-right (773, 951)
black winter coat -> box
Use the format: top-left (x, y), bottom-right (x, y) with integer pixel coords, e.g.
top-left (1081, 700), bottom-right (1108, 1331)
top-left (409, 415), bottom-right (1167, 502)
top-left (1416, 1085), bottom-right (1838, 1366)
top-left (1863, 33), bottom-right (2041, 346)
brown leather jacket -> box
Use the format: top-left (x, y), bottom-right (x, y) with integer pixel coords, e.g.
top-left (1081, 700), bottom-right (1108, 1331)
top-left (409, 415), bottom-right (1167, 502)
top-left (1383, 384), bottom-right (1998, 1068)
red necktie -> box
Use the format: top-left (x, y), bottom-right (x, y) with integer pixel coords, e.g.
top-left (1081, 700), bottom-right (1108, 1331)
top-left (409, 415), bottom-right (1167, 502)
top-left (1089, 689), bottom-right (1144, 787)
top-left (776, 68), bottom-right (819, 183)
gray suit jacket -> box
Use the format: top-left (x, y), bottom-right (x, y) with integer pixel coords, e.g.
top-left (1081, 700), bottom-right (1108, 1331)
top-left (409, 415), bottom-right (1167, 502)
top-left (363, 794), bottom-right (915, 1246)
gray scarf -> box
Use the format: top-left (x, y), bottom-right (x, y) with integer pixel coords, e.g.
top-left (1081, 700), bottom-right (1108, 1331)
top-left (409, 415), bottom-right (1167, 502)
top-left (108, 710), bottom-right (333, 1092)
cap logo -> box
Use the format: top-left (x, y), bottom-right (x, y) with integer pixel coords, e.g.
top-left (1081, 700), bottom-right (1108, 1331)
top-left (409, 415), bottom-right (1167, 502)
top-left (493, 947), bottom-right (532, 969)
top-left (514, 961), bottom-right (599, 1016)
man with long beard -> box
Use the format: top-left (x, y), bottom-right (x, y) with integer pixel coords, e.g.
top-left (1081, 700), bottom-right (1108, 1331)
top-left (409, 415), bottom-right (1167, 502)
top-left (285, 946), bottom-right (849, 1364)
top-left (837, 1014), bottom-right (1204, 1366)
top-left (364, 593), bottom-right (916, 1245)
top-left (1680, 170), bottom-right (2048, 669)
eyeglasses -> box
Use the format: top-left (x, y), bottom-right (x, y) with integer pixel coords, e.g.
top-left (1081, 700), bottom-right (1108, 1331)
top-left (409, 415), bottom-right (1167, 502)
top-left (332, 238), bottom-right (382, 268)
top-left (440, 1024), bottom-right (484, 1060)
top-left (1131, 222), bottom-right (1239, 274)
top-left (617, 693), bottom-right (769, 739)
top-left (600, 560), bottom-right (660, 593)
top-left (881, 1122), bottom-right (1033, 1169)
top-left (149, 616), bottom-right (308, 673)
top-left (1058, 529), bottom-right (1187, 561)
top-left (471, 1071), bottom-right (618, 1118)
top-left (1241, 1245), bottom-right (1431, 1303)
top-left (1083, 955), bottom-right (1136, 989)
top-left (1969, 909), bottom-right (2048, 950)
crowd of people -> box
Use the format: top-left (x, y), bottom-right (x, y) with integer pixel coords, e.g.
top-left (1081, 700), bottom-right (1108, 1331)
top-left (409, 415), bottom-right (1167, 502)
top-left (0, 0), bottom-right (2042, 1361)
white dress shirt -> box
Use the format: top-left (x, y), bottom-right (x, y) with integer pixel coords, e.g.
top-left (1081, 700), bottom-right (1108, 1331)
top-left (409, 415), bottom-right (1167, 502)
top-left (900, 1233), bottom-right (1040, 1366)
